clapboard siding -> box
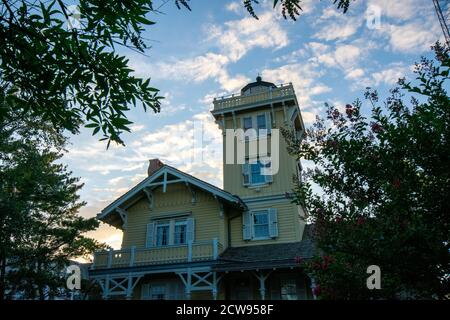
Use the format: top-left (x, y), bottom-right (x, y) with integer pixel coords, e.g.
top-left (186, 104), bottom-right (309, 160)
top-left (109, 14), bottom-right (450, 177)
top-left (229, 201), bottom-right (303, 247)
top-left (222, 108), bottom-right (298, 198)
top-left (121, 183), bottom-right (226, 249)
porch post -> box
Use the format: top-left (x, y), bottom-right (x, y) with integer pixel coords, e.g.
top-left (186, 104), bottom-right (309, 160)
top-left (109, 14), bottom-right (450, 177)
top-left (212, 238), bottom-right (218, 260)
top-left (187, 240), bottom-right (193, 262)
top-left (129, 246), bottom-right (136, 267)
top-left (103, 275), bottom-right (110, 300)
top-left (212, 272), bottom-right (218, 300)
top-left (253, 270), bottom-right (271, 300)
top-left (310, 276), bottom-right (317, 300)
top-left (258, 271), bottom-right (266, 300)
top-left (107, 248), bottom-right (113, 268)
top-left (185, 268), bottom-right (192, 300)
top-left (126, 276), bottom-right (133, 300)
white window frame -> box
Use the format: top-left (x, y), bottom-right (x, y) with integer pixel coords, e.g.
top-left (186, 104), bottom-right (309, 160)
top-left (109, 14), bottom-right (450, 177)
top-left (173, 220), bottom-right (187, 245)
top-left (243, 157), bottom-right (272, 187)
top-left (241, 112), bottom-right (271, 141)
top-left (150, 217), bottom-right (193, 248)
top-left (252, 210), bottom-right (270, 240)
top-left (155, 221), bottom-right (170, 247)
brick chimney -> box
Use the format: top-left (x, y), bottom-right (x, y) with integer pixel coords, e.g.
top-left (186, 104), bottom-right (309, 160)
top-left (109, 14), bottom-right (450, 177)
top-left (148, 158), bottom-right (163, 176)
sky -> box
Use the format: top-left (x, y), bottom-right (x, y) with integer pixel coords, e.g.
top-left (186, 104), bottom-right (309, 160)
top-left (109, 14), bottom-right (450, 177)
top-left (62, 0), bottom-right (445, 250)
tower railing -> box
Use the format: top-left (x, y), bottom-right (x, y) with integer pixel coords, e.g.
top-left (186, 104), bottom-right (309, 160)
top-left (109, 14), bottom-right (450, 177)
top-left (212, 83), bottom-right (295, 112)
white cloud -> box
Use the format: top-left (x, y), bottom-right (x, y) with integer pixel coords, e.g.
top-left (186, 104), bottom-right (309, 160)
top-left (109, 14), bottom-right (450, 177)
top-left (307, 42), bottom-right (367, 73)
top-left (366, 0), bottom-right (424, 21)
top-left (345, 68), bottom-right (365, 80)
top-left (371, 65), bottom-right (411, 86)
top-left (364, 0), bottom-right (442, 53)
top-left (262, 63), bottom-right (331, 106)
top-left (383, 22), bottom-right (441, 53)
top-left (209, 11), bottom-right (289, 62)
top-left (226, 1), bottom-right (241, 14)
top-left (313, 5), bottom-right (364, 41)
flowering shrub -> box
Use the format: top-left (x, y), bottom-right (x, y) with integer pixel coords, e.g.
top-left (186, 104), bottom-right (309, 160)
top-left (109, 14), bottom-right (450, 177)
top-left (283, 43), bottom-right (450, 299)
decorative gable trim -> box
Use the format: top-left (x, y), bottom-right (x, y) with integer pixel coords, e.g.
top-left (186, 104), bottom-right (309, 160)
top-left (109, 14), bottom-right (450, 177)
top-left (97, 165), bottom-right (246, 228)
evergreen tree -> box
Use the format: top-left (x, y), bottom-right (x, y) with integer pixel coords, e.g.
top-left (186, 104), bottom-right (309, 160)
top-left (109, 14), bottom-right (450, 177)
top-left (0, 108), bottom-right (105, 300)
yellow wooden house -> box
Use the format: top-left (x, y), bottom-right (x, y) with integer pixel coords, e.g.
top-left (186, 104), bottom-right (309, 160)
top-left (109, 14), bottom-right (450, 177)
top-left (89, 77), bottom-right (316, 300)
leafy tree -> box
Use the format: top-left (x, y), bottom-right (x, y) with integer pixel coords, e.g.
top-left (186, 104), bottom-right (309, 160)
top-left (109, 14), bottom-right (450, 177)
top-left (0, 109), bottom-right (106, 300)
top-left (283, 43), bottom-right (450, 299)
top-left (244, 0), bottom-right (351, 20)
top-left (0, 0), bottom-right (192, 146)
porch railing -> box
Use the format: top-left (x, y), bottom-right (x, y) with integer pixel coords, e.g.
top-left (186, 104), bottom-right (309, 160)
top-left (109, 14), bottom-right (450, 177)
top-left (91, 238), bottom-right (222, 270)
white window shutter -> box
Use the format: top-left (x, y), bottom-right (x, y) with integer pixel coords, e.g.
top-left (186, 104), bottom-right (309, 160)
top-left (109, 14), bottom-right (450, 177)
top-left (146, 222), bottom-right (155, 248)
top-left (268, 208), bottom-right (278, 238)
top-left (186, 218), bottom-right (195, 243)
top-left (242, 211), bottom-right (252, 240)
top-left (242, 163), bottom-right (250, 186)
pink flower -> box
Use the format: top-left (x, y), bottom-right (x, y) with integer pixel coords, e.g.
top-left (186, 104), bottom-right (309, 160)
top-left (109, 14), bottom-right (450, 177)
top-left (371, 122), bottom-right (383, 133)
top-left (345, 104), bottom-right (354, 117)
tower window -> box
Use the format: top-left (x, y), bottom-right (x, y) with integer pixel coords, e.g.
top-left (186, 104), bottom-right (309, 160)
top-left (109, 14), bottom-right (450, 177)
top-left (241, 113), bottom-right (271, 138)
top-left (242, 158), bottom-right (273, 186)
top-left (251, 162), bottom-right (266, 184)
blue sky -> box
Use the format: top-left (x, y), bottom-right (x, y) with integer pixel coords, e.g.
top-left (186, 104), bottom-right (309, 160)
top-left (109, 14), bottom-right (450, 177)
top-left (63, 0), bottom-right (444, 249)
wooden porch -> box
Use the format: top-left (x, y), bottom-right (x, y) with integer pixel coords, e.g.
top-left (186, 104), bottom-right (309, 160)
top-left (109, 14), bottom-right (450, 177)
top-left (91, 238), bottom-right (223, 270)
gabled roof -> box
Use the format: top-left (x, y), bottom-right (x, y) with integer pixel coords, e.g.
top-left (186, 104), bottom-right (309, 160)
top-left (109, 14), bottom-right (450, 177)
top-left (97, 165), bottom-right (246, 228)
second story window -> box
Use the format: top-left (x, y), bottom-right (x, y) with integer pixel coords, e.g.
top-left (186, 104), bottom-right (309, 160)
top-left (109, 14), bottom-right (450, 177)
top-left (242, 208), bottom-right (278, 241)
top-left (253, 210), bottom-right (269, 239)
top-left (146, 217), bottom-right (195, 248)
top-left (156, 222), bottom-right (170, 246)
top-left (174, 220), bottom-right (187, 245)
